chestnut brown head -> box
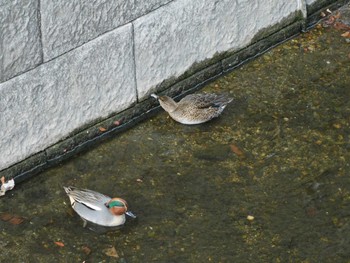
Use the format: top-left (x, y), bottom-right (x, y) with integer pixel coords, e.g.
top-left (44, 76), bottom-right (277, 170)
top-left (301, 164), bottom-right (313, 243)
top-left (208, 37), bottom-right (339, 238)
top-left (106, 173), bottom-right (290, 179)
top-left (107, 198), bottom-right (128, 216)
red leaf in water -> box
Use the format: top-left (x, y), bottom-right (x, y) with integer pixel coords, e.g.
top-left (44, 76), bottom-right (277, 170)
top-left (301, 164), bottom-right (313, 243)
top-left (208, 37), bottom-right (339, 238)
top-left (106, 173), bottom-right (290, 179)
top-left (230, 144), bottom-right (244, 157)
top-left (54, 241), bottom-right (65, 247)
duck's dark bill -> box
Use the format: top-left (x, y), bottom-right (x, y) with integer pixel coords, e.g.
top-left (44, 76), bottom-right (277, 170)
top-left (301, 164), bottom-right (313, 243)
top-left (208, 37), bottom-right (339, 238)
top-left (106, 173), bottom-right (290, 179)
top-left (126, 211), bottom-right (137, 218)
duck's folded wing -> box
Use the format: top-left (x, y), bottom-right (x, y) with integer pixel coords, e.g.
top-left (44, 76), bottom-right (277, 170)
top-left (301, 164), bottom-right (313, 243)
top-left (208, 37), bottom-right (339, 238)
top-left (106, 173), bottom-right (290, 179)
top-left (64, 186), bottom-right (110, 211)
top-left (182, 94), bottom-right (232, 109)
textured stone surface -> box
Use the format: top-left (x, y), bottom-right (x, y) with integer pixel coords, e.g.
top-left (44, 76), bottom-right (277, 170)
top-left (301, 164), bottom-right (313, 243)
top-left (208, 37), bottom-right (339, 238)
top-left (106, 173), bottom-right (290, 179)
top-left (0, 24), bottom-right (136, 171)
top-left (134, 0), bottom-right (302, 100)
top-left (0, 0), bottom-right (42, 82)
top-left (40, 0), bottom-right (173, 61)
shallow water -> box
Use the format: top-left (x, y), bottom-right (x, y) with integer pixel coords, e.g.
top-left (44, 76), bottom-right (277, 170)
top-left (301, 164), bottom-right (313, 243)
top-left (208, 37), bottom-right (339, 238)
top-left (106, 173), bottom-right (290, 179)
top-left (1, 21), bottom-right (350, 262)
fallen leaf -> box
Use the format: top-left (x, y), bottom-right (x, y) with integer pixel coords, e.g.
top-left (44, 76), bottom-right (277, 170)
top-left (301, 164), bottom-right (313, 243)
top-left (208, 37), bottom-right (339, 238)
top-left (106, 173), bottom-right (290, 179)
top-left (333, 22), bottom-right (350, 31)
top-left (54, 241), bottom-right (65, 247)
top-left (99, 127), bottom-right (107, 132)
top-left (82, 245), bottom-right (92, 255)
top-left (103, 246), bottom-right (119, 258)
top-left (341, 31), bottom-right (350, 38)
top-left (0, 176), bottom-right (5, 184)
top-left (0, 212), bottom-right (14, 221)
top-left (230, 144), bottom-right (244, 157)
top-left (324, 15), bottom-right (335, 25)
top-left (0, 213), bottom-right (25, 225)
top-left (8, 216), bottom-right (25, 225)
top-left (333, 11), bottom-right (341, 19)
top-left (114, 119), bottom-right (123, 126)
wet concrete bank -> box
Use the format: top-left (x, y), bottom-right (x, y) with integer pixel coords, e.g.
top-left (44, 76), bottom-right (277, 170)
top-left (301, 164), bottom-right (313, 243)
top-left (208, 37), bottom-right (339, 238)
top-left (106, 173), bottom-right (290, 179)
top-left (0, 6), bottom-right (349, 262)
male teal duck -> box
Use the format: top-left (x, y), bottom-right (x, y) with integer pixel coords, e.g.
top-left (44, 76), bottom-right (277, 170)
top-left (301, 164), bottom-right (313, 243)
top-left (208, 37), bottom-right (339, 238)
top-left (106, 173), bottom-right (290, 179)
top-left (63, 186), bottom-right (136, 228)
top-left (151, 93), bottom-right (233, 125)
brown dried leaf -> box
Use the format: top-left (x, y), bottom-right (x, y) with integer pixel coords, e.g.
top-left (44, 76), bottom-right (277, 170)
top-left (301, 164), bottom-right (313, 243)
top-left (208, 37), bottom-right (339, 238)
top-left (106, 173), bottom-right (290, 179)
top-left (0, 213), bottom-right (24, 225)
top-left (8, 216), bottom-right (25, 225)
top-left (341, 31), bottom-right (350, 38)
top-left (0, 176), bottom-right (5, 184)
top-left (230, 144), bottom-right (244, 157)
top-left (0, 212), bottom-right (13, 221)
top-left (333, 22), bottom-right (350, 31)
top-left (82, 245), bottom-right (92, 255)
top-left (54, 241), bottom-right (65, 247)
top-left (99, 127), bottom-right (107, 132)
top-left (334, 11), bottom-right (341, 19)
top-left (103, 246), bottom-right (119, 258)
top-left (324, 15), bottom-right (335, 25)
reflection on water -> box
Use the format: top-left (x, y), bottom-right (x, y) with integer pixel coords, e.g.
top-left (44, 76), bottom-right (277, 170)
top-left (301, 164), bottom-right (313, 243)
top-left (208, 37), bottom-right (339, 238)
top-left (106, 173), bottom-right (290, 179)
top-left (1, 22), bottom-right (350, 262)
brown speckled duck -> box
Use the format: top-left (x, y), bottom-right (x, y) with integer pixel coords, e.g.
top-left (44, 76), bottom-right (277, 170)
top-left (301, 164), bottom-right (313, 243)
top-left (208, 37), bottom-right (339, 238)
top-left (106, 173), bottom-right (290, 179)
top-left (151, 93), bottom-right (233, 125)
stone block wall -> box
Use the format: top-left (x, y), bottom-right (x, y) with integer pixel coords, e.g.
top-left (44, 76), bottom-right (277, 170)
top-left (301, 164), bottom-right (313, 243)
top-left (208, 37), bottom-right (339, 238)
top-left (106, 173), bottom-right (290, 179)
top-left (0, 0), bottom-right (343, 178)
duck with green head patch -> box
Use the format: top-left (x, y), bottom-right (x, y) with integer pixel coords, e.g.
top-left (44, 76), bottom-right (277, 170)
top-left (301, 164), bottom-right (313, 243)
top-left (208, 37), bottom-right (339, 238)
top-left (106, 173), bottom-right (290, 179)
top-left (63, 186), bottom-right (136, 228)
top-left (151, 93), bottom-right (233, 125)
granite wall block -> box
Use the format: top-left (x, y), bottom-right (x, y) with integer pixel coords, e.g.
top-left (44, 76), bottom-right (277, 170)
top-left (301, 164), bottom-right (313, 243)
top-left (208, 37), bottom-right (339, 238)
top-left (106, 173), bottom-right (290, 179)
top-left (0, 24), bottom-right (136, 171)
